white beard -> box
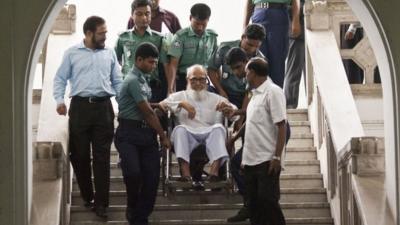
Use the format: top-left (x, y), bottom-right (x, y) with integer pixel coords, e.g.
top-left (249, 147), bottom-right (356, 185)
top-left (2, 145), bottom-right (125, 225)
top-left (187, 89), bottom-right (208, 102)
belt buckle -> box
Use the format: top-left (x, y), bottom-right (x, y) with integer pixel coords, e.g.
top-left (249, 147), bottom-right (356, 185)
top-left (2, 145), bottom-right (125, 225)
top-left (88, 97), bottom-right (94, 103)
top-left (263, 2), bottom-right (268, 8)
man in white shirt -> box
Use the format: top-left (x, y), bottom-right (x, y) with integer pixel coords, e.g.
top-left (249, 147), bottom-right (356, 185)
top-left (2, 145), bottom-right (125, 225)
top-left (241, 57), bottom-right (287, 225)
top-left (160, 64), bottom-right (237, 182)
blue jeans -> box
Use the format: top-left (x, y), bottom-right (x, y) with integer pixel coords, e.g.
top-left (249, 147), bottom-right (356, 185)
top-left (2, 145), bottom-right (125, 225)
top-left (252, 7), bottom-right (289, 88)
top-left (114, 120), bottom-right (160, 225)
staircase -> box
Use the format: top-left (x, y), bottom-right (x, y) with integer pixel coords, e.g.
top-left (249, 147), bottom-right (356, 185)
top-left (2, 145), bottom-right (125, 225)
top-left (69, 109), bottom-right (334, 225)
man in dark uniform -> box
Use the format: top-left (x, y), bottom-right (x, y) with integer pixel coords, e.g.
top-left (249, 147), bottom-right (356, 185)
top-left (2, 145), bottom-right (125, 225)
top-left (114, 42), bottom-right (171, 225)
top-left (53, 16), bottom-right (123, 218)
top-left (208, 23), bottom-right (266, 109)
top-left (167, 3), bottom-right (218, 93)
top-left (244, 0), bottom-right (301, 88)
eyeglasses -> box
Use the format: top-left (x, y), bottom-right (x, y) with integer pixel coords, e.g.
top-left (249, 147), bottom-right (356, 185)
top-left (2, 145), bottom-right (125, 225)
top-left (189, 77), bottom-right (207, 83)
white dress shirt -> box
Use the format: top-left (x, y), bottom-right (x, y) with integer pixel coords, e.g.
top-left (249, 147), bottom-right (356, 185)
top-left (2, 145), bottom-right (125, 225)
top-left (242, 78), bottom-right (287, 166)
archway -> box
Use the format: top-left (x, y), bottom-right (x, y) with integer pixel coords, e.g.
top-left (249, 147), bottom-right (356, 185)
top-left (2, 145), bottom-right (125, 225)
top-left (0, 0), bottom-right (396, 224)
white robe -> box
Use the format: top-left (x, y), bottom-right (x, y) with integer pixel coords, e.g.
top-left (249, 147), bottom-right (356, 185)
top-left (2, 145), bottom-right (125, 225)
top-left (161, 90), bottom-right (237, 163)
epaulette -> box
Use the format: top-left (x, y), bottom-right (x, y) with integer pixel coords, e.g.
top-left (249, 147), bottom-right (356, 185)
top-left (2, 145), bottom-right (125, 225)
top-left (206, 29), bottom-right (218, 36)
top-left (175, 27), bottom-right (190, 36)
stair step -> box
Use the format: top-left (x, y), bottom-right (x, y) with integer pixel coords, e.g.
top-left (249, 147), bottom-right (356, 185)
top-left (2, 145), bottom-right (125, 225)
top-left (287, 109), bottom-right (308, 121)
top-left (72, 188), bottom-right (327, 206)
top-left (109, 147), bottom-right (318, 164)
top-left (285, 150), bottom-right (316, 160)
top-left (70, 217), bottom-right (333, 225)
top-left (106, 159), bottom-right (320, 177)
top-left (287, 136), bottom-right (313, 148)
top-left (70, 203), bottom-right (331, 221)
top-left (73, 174), bottom-right (324, 192)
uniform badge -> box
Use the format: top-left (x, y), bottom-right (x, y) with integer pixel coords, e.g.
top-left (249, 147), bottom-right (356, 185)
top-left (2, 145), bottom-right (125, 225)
top-left (222, 72), bottom-right (228, 79)
top-left (173, 41), bottom-right (181, 48)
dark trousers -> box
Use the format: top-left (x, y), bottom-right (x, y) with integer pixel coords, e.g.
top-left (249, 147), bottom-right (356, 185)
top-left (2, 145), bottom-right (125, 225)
top-left (284, 36), bottom-right (305, 109)
top-left (245, 161), bottom-right (286, 225)
top-left (252, 7), bottom-right (289, 88)
top-left (231, 148), bottom-right (246, 196)
top-left (68, 97), bottom-right (114, 207)
top-left (150, 65), bottom-right (168, 103)
top-left (114, 120), bottom-right (160, 225)
top-left (176, 74), bottom-right (187, 92)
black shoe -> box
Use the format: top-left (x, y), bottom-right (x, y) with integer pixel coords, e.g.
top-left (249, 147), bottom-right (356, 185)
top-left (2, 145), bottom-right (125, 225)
top-left (192, 180), bottom-right (205, 191)
top-left (92, 206), bottom-right (108, 219)
top-left (227, 207), bottom-right (249, 222)
top-left (84, 201), bottom-right (94, 208)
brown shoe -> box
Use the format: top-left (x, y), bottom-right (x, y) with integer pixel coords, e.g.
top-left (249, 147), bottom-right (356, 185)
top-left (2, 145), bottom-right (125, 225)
top-left (178, 176), bottom-right (192, 183)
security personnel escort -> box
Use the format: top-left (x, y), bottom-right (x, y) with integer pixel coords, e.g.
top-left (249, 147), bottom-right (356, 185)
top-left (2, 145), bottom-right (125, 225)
top-left (114, 42), bottom-right (171, 225)
top-left (167, 3), bottom-right (218, 93)
top-left (115, 0), bottom-right (168, 101)
top-left (208, 23), bottom-right (266, 109)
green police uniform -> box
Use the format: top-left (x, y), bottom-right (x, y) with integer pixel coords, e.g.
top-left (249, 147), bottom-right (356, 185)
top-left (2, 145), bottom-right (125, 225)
top-left (118, 66), bottom-right (152, 121)
top-left (115, 27), bottom-right (167, 80)
top-left (168, 26), bottom-right (218, 75)
top-left (208, 39), bottom-right (264, 108)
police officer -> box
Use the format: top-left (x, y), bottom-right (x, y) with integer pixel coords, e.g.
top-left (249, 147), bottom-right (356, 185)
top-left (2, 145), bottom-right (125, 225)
top-left (115, 0), bottom-right (168, 102)
top-left (167, 3), bottom-right (218, 93)
top-left (208, 23), bottom-right (266, 109)
top-left (244, 0), bottom-right (301, 88)
top-left (114, 42), bottom-right (171, 225)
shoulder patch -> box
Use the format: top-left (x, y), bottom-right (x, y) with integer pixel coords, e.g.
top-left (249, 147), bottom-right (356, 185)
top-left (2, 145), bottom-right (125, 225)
top-left (117, 29), bottom-right (132, 36)
top-left (206, 29), bottom-right (218, 36)
top-left (175, 27), bottom-right (189, 36)
top-left (173, 41), bottom-right (181, 48)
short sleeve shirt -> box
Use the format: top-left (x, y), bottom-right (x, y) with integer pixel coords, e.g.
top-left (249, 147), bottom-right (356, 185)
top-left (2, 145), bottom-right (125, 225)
top-left (115, 27), bottom-right (167, 80)
top-left (242, 78), bottom-right (287, 166)
top-left (117, 66), bottom-right (152, 121)
top-left (168, 26), bottom-right (218, 74)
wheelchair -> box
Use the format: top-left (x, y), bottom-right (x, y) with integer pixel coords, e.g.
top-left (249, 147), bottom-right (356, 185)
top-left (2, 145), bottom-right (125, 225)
top-left (160, 110), bottom-right (235, 197)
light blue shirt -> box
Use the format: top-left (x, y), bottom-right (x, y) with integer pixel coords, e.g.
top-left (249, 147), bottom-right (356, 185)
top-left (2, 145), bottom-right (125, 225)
top-left (53, 41), bottom-right (123, 105)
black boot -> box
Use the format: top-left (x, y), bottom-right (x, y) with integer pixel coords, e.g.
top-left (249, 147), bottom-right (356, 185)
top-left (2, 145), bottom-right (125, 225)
top-left (227, 206), bottom-right (249, 222)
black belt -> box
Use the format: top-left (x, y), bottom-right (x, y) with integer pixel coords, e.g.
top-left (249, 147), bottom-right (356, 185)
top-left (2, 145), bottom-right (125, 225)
top-left (254, 2), bottom-right (287, 9)
top-left (118, 118), bottom-right (149, 128)
top-left (72, 96), bottom-right (111, 103)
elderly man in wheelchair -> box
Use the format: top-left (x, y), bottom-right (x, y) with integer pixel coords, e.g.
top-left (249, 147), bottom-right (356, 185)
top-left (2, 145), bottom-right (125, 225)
top-left (160, 64), bottom-right (237, 189)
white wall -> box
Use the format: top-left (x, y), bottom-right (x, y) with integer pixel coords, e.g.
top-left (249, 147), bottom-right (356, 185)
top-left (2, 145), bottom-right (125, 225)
top-left (66, 0), bottom-right (247, 46)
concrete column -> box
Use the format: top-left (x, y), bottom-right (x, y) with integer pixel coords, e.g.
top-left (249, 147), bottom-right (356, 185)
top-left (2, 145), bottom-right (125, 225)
top-left (0, 0), bottom-right (65, 224)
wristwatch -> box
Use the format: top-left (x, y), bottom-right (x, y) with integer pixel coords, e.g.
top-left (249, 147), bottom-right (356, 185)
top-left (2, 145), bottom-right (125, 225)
top-left (272, 156), bottom-right (281, 161)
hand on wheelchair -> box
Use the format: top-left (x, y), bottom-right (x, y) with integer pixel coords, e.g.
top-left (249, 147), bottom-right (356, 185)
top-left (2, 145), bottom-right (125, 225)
top-left (160, 135), bottom-right (171, 150)
top-left (216, 101), bottom-right (235, 118)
